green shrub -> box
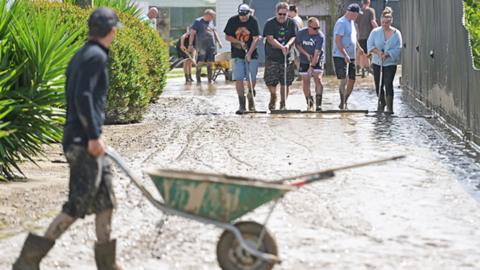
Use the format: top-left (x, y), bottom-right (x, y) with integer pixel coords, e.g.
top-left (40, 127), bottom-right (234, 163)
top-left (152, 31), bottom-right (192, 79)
top-left (34, 1), bottom-right (169, 122)
top-left (106, 28), bottom-right (151, 123)
top-left (465, 0), bottom-right (480, 68)
top-left (118, 12), bottom-right (169, 101)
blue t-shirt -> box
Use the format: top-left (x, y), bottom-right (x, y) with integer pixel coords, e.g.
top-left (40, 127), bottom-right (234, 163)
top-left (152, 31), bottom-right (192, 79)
top-left (192, 17), bottom-right (216, 50)
top-left (332, 16), bottom-right (357, 59)
top-left (295, 28), bottom-right (325, 64)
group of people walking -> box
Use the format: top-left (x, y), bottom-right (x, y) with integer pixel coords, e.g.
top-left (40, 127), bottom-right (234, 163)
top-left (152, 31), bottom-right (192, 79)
top-left (178, 1), bottom-right (402, 114)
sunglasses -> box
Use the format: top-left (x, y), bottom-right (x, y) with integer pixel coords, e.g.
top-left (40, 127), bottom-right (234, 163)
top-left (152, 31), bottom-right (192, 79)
top-left (277, 13), bottom-right (287, 16)
top-left (309, 26), bottom-right (320, 30)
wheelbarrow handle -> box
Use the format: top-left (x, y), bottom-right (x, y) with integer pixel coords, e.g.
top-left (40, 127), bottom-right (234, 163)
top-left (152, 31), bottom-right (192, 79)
top-left (105, 147), bottom-right (159, 204)
top-left (273, 155), bottom-right (406, 187)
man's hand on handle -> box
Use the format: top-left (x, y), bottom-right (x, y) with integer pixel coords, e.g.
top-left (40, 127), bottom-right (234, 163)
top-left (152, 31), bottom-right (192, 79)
top-left (88, 138), bottom-right (105, 157)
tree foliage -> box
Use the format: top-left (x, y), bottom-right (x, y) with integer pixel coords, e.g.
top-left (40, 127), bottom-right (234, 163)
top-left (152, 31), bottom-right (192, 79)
top-left (465, 0), bottom-right (480, 68)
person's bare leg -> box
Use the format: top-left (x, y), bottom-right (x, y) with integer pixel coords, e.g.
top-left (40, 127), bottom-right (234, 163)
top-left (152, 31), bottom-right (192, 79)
top-left (207, 62), bottom-right (214, 83)
top-left (344, 79), bottom-right (355, 107)
top-left (313, 73), bottom-right (323, 96)
top-left (302, 75), bottom-right (311, 110)
top-left (338, 78), bottom-right (347, 109)
top-left (44, 213), bottom-right (77, 241)
top-left (95, 209), bottom-right (113, 243)
top-left (302, 75), bottom-right (311, 97)
top-left (314, 73), bottom-right (323, 111)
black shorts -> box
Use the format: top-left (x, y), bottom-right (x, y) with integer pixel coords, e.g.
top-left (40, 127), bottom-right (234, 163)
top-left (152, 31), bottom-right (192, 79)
top-left (264, 60), bottom-right (295, 86)
top-left (333, 57), bottom-right (356, 80)
top-left (299, 63), bottom-right (323, 75)
top-left (62, 145), bottom-right (116, 218)
top-left (176, 48), bottom-right (189, 59)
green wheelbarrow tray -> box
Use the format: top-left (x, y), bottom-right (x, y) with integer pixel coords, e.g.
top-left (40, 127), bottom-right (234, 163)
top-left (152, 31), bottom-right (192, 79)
top-left (145, 168), bottom-right (296, 223)
top-left (105, 147), bottom-right (404, 267)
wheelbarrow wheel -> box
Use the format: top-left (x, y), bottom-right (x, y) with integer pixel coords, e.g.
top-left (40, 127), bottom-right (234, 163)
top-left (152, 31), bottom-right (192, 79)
top-left (216, 221), bottom-right (277, 270)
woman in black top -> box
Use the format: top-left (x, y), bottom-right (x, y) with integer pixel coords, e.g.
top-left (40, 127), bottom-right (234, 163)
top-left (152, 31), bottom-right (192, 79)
top-left (177, 28), bottom-right (196, 83)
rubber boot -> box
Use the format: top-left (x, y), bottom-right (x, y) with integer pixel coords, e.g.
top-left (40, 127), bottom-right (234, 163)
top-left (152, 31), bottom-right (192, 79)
top-left (94, 239), bottom-right (122, 270)
top-left (13, 233), bottom-right (55, 270)
top-left (386, 96), bottom-right (394, 114)
top-left (207, 65), bottom-right (213, 84)
top-left (236, 95), bottom-right (246, 114)
top-left (338, 92), bottom-right (345, 110)
top-left (184, 73), bottom-right (190, 83)
top-left (268, 94), bottom-right (276, 111)
top-left (188, 74), bottom-right (194, 82)
top-left (196, 68), bottom-right (201, 83)
top-left (305, 96), bottom-right (314, 111)
top-left (316, 94), bottom-right (322, 112)
top-left (280, 99), bottom-right (286, 110)
top-left (377, 93), bottom-right (386, 112)
top-left (247, 92), bottom-right (255, 111)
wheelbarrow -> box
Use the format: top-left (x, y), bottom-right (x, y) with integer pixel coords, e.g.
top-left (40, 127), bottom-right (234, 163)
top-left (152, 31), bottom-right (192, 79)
top-left (106, 147), bottom-right (403, 270)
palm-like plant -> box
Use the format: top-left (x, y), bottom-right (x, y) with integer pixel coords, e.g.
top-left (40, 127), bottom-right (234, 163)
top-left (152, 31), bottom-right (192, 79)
top-left (0, 0), bottom-right (83, 179)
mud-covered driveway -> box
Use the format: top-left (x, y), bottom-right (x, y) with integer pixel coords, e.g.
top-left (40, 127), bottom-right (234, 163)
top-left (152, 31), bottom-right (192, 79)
top-left (1, 73), bottom-right (480, 269)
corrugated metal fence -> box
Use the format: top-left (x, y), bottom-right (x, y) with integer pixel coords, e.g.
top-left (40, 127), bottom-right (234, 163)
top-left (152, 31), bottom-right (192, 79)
top-left (400, 0), bottom-right (480, 144)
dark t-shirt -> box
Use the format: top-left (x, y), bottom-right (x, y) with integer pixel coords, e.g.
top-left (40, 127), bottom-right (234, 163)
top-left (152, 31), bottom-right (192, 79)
top-left (224, 15), bottom-right (260, 59)
top-left (356, 7), bottom-right (376, 40)
top-left (263, 17), bottom-right (297, 63)
top-left (192, 17), bottom-right (216, 50)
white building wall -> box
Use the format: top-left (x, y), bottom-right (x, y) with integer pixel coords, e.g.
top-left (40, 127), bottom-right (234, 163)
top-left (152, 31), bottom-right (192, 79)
top-left (215, 0), bottom-right (242, 53)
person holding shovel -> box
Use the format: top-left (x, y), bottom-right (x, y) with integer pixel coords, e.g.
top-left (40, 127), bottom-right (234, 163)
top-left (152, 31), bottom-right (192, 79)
top-left (263, 2), bottom-right (297, 111)
top-left (177, 27), bottom-right (196, 83)
top-left (295, 17), bottom-right (325, 111)
top-left (333, 3), bottom-right (363, 110)
top-left (13, 7), bottom-right (122, 270)
top-left (367, 7), bottom-right (402, 113)
top-left (224, 3), bottom-right (261, 114)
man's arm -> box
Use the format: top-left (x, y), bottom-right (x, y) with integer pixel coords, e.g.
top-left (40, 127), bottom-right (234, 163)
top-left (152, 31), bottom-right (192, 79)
top-left (311, 49), bottom-right (321, 66)
top-left (189, 28), bottom-right (197, 50)
top-left (74, 56), bottom-right (106, 156)
top-left (286, 36), bottom-right (296, 49)
top-left (246, 35), bottom-right (261, 60)
top-left (296, 43), bottom-right (312, 62)
top-left (370, 9), bottom-right (378, 29)
top-left (266, 35), bottom-right (285, 50)
top-left (335, 34), bottom-right (350, 62)
top-left (225, 34), bottom-right (244, 47)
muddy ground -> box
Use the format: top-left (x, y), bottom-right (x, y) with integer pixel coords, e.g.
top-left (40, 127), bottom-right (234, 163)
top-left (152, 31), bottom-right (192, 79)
top-left (1, 72), bottom-right (480, 269)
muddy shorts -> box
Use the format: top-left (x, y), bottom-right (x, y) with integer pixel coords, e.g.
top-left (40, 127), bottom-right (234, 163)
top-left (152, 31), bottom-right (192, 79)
top-left (196, 46), bottom-right (216, 63)
top-left (62, 145), bottom-right (116, 218)
top-left (264, 60), bottom-right (295, 86)
top-left (334, 57), bottom-right (356, 81)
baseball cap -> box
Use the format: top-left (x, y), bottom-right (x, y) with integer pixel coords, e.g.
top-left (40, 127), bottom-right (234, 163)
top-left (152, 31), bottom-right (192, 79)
top-left (88, 7), bottom-right (122, 36)
top-left (347, 3), bottom-right (363, 14)
top-left (238, 4), bottom-right (251, 16)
